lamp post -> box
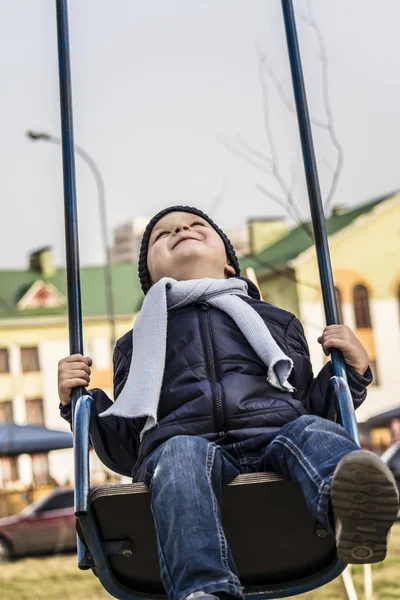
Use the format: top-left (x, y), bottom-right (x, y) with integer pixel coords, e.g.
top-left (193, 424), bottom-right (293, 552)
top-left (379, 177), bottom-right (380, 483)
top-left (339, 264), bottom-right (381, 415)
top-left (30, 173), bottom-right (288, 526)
top-left (27, 130), bottom-right (117, 349)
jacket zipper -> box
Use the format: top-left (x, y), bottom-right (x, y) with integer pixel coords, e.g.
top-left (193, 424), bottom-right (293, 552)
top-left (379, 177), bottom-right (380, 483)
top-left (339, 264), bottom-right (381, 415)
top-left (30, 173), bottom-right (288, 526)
top-left (198, 303), bottom-right (225, 436)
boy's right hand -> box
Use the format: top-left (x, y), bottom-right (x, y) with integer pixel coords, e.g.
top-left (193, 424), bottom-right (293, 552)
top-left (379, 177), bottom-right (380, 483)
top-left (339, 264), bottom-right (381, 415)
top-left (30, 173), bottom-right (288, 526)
top-left (58, 354), bottom-right (92, 406)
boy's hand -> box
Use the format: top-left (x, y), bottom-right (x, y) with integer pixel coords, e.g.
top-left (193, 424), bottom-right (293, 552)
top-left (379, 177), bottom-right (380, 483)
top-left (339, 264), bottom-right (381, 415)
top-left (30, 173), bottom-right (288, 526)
top-left (318, 325), bottom-right (369, 376)
top-left (58, 354), bottom-right (92, 406)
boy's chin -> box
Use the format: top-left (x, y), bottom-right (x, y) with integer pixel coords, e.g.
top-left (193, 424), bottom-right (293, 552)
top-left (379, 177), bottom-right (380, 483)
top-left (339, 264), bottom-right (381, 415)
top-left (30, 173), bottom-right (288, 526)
top-left (170, 256), bottom-right (223, 280)
top-left (173, 247), bottom-right (208, 265)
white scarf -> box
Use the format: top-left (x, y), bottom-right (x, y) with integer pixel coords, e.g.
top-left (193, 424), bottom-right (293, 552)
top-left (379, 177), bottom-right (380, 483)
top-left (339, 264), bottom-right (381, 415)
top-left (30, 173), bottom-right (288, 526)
top-left (100, 278), bottom-right (294, 440)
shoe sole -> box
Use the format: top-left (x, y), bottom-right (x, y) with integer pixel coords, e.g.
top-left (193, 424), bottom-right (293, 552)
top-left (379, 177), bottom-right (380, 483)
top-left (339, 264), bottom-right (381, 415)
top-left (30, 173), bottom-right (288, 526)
top-left (331, 450), bottom-right (399, 564)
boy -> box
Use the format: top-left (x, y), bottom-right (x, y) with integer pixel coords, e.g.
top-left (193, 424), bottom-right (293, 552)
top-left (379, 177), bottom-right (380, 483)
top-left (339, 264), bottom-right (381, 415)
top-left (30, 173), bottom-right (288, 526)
top-left (58, 206), bottom-right (399, 600)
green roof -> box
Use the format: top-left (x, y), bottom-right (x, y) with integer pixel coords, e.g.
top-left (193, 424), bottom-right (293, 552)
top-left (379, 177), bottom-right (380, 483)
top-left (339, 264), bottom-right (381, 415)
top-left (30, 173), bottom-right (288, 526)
top-left (0, 263), bottom-right (143, 320)
top-left (240, 192), bottom-right (397, 276)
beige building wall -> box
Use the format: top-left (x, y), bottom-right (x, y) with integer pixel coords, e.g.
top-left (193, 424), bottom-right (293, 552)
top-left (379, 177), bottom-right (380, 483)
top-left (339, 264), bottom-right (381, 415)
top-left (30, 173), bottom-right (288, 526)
top-left (258, 272), bottom-right (301, 317)
top-left (249, 219), bottom-right (289, 254)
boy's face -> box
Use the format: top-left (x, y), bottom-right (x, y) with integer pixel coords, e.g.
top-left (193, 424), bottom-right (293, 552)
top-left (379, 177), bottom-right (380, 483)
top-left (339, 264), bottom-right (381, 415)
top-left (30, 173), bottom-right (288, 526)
top-left (147, 211), bottom-right (235, 284)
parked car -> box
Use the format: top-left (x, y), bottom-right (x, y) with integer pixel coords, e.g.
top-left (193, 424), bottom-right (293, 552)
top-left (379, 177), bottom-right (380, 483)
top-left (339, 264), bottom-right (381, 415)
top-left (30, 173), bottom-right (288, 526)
top-left (0, 488), bottom-right (76, 561)
top-left (380, 441), bottom-right (400, 518)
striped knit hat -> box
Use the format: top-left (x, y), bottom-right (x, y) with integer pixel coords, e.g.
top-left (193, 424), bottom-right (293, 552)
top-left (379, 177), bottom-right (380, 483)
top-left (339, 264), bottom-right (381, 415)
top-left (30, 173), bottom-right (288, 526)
top-left (138, 206), bottom-right (241, 294)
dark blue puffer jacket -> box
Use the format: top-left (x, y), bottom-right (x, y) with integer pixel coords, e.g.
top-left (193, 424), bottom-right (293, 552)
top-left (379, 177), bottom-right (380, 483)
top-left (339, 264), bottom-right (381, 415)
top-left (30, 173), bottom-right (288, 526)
top-left (60, 279), bottom-right (372, 480)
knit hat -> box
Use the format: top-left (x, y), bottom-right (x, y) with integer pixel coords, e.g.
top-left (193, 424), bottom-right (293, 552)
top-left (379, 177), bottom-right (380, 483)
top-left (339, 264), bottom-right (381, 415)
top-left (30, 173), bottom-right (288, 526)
top-left (138, 206), bottom-right (241, 294)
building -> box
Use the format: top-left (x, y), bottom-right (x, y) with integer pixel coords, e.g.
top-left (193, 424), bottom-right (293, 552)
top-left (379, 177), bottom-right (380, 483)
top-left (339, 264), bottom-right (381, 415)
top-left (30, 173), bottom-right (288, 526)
top-left (226, 217), bottom-right (289, 258)
top-left (111, 218), bottom-right (149, 264)
top-left (0, 248), bottom-right (143, 488)
top-left (241, 191), bottom-right (400, 430)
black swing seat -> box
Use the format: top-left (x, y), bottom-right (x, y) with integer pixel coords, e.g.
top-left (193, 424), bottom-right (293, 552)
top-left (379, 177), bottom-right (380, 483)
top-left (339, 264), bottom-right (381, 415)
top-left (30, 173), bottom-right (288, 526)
top-left (90, 476), bottom-right (338, 596)
top-left (75, 394), bottom-right (346, 599)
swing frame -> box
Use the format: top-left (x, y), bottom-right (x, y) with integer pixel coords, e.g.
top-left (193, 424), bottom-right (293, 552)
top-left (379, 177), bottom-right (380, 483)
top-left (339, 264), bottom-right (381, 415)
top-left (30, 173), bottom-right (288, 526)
top-left (54, 0), bottom-right (360, 597)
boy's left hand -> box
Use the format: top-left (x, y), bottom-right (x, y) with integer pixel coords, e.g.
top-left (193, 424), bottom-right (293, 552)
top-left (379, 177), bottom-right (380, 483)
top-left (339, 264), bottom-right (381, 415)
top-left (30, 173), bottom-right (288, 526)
top-left (318, 325), bottom-right (369, 376)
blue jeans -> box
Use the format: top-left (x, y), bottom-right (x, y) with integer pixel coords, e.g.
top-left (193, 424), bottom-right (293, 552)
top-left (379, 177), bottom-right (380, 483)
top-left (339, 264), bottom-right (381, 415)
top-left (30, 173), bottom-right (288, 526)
top-left (144, 415), bottom-right (359, 600)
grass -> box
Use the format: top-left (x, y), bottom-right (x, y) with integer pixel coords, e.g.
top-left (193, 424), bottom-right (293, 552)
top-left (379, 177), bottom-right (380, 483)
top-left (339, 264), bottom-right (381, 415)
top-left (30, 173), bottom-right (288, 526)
top-left (294, 522), bottom-right (400, 599)
top-left (1, 524), bottom-right (399, 599)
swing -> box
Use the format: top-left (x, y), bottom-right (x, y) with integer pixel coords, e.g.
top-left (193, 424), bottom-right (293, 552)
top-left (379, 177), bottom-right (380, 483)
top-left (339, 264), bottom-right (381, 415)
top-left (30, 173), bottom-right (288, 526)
top-left (54, 0), bottom-right (361, 597)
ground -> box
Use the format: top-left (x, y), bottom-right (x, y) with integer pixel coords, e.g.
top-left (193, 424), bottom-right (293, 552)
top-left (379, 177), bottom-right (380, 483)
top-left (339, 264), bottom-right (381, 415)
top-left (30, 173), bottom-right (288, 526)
top-left (1, 523), bottom-right (399, 599)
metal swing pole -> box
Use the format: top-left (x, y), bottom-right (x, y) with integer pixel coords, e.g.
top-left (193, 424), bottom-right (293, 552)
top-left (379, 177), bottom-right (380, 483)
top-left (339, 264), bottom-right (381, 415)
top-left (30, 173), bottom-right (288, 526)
top-left (55, 0), bottom-right (84, 415)
top-left (55, 0), bottom-right (91, 567)
top-left (280, 0), bottom-right (359, 443)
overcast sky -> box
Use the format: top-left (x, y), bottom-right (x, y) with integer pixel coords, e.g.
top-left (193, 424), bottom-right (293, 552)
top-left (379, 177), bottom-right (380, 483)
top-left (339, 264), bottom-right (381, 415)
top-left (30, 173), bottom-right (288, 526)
top-left (1, 0), bottom-right (399, 268)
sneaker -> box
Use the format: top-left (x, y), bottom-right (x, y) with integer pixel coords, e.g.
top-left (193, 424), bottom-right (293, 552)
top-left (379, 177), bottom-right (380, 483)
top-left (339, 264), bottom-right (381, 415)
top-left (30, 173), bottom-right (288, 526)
top-left (331, 450), bottom-right (399, 563)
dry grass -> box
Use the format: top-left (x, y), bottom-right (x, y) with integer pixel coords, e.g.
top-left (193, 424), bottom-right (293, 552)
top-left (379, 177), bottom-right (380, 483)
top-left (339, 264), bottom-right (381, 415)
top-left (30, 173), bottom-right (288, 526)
top-left (293, 522), bottom-right (400, 599)
top-left (1, 524), bottom-right (399, 599)
top-left (0, 552), bottom-right (109, 599)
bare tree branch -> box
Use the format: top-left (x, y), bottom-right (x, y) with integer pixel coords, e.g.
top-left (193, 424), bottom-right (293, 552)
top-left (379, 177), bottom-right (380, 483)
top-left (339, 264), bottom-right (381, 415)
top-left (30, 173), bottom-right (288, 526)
top-left (208, 179), bottom-right (228, 217)
top-left (256, 48), bottom-right (312, 233)
top-left (322, 156), bottom-right (335, 175)
top-left (256, 183), bottom-right (313, 240)
top-left (235, 134), bottom-right (272, 166)
top-left (218, 134), bottom-right (273, 175)
top-left (265, 64), bottom-right (329, 129)
top-left (220, 132), bottom-right (314, 237)
top-left (297, 13), bottom-right (313, 27)
top-left (260, 1), bottom-right (344, 213)
top-left (221, 46), bottom-right (314, 240)
top-left (222, 3), bottom-right (340, 242)
top-left (255, 182), bottom-right (291, 210)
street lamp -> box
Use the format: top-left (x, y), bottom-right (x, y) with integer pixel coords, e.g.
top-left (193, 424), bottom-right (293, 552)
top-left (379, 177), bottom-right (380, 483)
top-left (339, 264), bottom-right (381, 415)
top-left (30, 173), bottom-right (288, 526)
top-left (27, 130), bottom-right (117, 349)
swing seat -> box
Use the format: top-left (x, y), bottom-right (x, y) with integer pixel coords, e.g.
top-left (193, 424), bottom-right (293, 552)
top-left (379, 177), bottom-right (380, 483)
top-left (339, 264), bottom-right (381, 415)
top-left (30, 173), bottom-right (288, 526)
top-left (74, 393), bottom-right (347, 599)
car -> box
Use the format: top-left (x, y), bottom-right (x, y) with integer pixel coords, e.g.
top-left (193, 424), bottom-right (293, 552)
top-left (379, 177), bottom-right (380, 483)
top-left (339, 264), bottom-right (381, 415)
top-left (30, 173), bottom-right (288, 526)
top-left (0, 488), bottom-right (77, 561)
top-left (380, 441), bottom-right (400, 518)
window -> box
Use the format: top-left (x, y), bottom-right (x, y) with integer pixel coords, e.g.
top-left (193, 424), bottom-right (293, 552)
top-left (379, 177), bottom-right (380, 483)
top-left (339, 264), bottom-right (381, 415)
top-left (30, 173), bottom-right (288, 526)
top-left (369, 360), bottom-right (379, 386)
top-left (0, 401), bottom-right (13, 422)
top-left (335, 287), bottom-right (344, 324)
top-left (32, 453), bottom-right (50, 485)
top-left (21, 347), bottom-right (40, 372)
top-left (1, 457), bottom-right (18, 483)
top-left (0, 348), bottom-right (9, 373)
top-left (353, 284), bottom-right (372, 328)
top-left (25, 398), bottom-right (45, 425)
top-left (38, 490), bottom-right (74, 513)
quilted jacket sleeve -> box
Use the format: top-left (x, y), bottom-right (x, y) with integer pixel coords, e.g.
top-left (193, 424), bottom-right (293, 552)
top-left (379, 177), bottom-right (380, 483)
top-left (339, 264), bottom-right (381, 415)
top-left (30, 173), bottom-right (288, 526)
top-left (284, 315), bottom-right (373, 417)
top-left (59, 343), bottom-right (145, 471)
